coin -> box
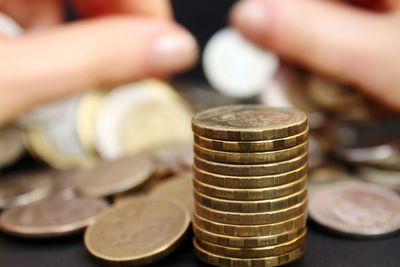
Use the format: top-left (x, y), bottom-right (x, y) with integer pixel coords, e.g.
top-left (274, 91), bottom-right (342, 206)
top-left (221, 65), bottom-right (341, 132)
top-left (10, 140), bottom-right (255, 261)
top-left (194, 141), bottom-right (308, 164)
top-left (193, 238), bottom-right (305, 267)
top-left (203, 28), bottom-right (279, 98)
top-left (196, 231), bottom-right (306, 258)
top-left (151, 143), bottom-right (193, 174)
top-left (193, 130), bottom-right (309, 152)
top-left (84, 197), bottom-right (190, 266)
top-left (94, 79), bottom-right (192, 160)
top-left (74, 155), bottom-right (155, 198)
top-left (193, 212), bottom-right (307, 237)
top-left (193, 176), bottom-right (307, 200)
top-left (194, 152), bottom-right (308, 176)
top-left (0, 126), bottom-right (25, 168)
top-left (194, 187), bottom-right (307, 213)
top-left (192, 105), bottom-right (307, 141)
top-left (195, 199), bottom-right (308, 225)
top-left (150, 172), bottom-right (194, 214)
top-left (359, 166), bottom-right (400, 191)
top-left (0, 197), bottom-right (108, 238)
top-left (0, 171), bottom-right (53, 209)
top-left (193, 164), bottom-right (308, 189)
top-left (193, 222), bottom-right (305, 248)
top-left (309, 181), bottom-right (400, 237)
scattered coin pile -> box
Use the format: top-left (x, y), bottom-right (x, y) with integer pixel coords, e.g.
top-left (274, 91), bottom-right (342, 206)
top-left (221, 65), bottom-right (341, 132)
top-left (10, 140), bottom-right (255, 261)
top-left (191, 105), bottom-right (309, 266)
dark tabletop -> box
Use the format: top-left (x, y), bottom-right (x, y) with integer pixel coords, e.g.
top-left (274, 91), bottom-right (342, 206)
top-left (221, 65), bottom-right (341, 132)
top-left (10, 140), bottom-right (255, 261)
top-left (1, 221), bottom-right (399, 267)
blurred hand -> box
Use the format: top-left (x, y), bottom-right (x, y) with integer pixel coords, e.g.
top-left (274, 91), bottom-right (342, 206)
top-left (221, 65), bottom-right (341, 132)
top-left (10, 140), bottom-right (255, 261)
top-left (0, 0), bottom-right (198, 126)
top-left (231, 0), bottom-right (400, 110)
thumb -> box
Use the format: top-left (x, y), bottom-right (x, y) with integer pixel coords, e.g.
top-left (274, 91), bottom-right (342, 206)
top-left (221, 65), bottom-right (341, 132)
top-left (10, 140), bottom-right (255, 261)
top-left (230, 0), bottom-right (400, 110)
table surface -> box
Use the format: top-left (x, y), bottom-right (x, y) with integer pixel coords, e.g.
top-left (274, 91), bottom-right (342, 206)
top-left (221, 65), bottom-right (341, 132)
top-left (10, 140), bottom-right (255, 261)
top-left (1, 221), bottom-right (399, 267)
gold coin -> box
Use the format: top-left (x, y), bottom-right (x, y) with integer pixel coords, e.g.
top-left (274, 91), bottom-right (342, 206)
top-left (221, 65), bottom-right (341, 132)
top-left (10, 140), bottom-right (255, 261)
top-left (194, 238), bottom-right (305, 267)
top-left (0, 171), bottom-right (53, 209)
top-left (194, 141), bottom-right (308, 165)
top-left (194, 199), bottom-right (308, 225)
top-left (194, 152), bottom-right (308, 176)
top-left (0, 197), bottom-right (109, 238)
top-left (193, 164), bottom-right (308, 189)
top-left (196, 231), bottom-right (306, 258)
top-left (84, 197), bottom-right (190, 266)
top-left (0, 126), bottom-right (25, 168)
top-left (193, 212), bottom-right (307, 237)
top-left (194, 187), bottom-right (307, 213)
top-left (76, 90), bottom-right (105, 154)
top-left (193, 129), bottom-right (309, 152)
top-left (150, 172), bottom-right (194, 214)
top-left (74, 155), bottom-right (155, 198)
top-left (193, 222), bottom-right (306, 248)
top-left (193, 175), bottom-right (307, 200)
top-left (192, 106), bottom-right (307, 141)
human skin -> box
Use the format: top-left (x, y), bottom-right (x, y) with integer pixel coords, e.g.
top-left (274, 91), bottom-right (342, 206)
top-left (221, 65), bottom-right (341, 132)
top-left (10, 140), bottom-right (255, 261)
top-left (230, 0), bottom-right (400, 111)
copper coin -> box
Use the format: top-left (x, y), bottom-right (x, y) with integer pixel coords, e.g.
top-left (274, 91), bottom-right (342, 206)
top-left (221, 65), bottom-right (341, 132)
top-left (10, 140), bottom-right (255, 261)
top-left (196, 231), bottom-right (306, 258)
top-left (150, 172), bottom-right (194, 214)
top-left (194, 152), bottom-right (308, 176)
top-left (195, 199), bottom-right (308, 225)
top-left (193, 175), bottom-right (307, 200)
top-left (192, 106), bottom-right (307, 141)
top-left (193, 130), bottom-right (309, 152)
top-left (193, 212), bottom-right (307, 237)
top-left (0, 171), bottom-right (53, 209)
top-left (193, 238), bottom-right (305, 267)
top-left (75, 155), bottom-right (155, 197)
top-left (193, 164), bottom-right (308, 189)
top-left (84, 197), bottom-right (190, 266)
top-left (0, 197), bottom-right (109, 237)
top-left (309, 181), bottom-right (400, 237)
top-left (194, 142), bottom-right (308, 164)
top-left (194, 187), bottom-right (307, 213)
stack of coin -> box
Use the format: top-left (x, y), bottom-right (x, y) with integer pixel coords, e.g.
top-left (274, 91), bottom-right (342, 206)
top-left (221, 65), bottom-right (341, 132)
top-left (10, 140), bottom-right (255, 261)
top-left (191, 105), bottom-right (309, 266)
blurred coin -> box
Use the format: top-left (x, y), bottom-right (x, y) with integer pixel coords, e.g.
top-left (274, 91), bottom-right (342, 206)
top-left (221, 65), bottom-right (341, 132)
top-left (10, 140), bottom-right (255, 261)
top-left (194, 152), bottom-right (308, 176)
top-left (0, 12), bottom-right (23, 37)
top-left (0, 171), bottom-right (53, 209)
top-left (193, 223), bottom-right (305, 248)
top-left (196, 231), bottom-right (306, 258)
top-left (192, 106), bottom-right (307, 141)
top-left (74, 155), bottom-right (155, 198)
top-left (194, 130), bottom-right (308, 153)
top-left (0, 126), bottom-right (25, 168)
top-left (95, 79), bottom-right (192, 160)
top-left (50, 169), bottom-right (78, 199)
top-left (194, 142), bottom-right (308, 165)
top-left (150, 172), bottom-right (194, 214)
top-left (152, 143), bottom-right (193, 174)
top-left (193, 164), bottom-right (308, 189)
top-left (359, 166), bottom-right (400, 191)
top-left (194, 187), bottom-right (307, 213)
top-left (84, 197), bottom-right (190, 266)
top-left (193, 176), bottom-right (306, 201)
top-left (193, 212), bottom-right (307, 237)
top-left (195, 199), bottom-right (308, 225)
top-left (76, 91), bottom-right (105, 154)
top-left (120, 101), bottom-right (192, 158)
top-left (309, 181), bottom-right (400, 237)
top-left (203, 28), bottom-right (279, 98)
top-left (194, 238), bottom-right (305, 266)
top-left (308, 165), bottom-right (355, 194)
top-left (0, 197), bottom-right (108, 238)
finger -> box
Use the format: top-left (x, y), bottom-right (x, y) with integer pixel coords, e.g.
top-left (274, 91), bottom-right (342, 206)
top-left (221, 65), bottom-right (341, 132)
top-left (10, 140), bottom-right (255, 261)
top-left (230, 0), bottom-right (400, 109)
top-left (72, 0), bottom-right (172, 20)
top-left (0, 16), bottom-right (198, 125)
top-left (0, 0), bottom-right (62, 29)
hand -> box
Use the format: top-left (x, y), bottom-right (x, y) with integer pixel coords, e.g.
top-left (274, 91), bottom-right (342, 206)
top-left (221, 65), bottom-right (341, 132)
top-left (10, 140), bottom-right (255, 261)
top-left (230, 0), bottom-right (400, 110)
top-left (0, 0), bottom-right (198, 126)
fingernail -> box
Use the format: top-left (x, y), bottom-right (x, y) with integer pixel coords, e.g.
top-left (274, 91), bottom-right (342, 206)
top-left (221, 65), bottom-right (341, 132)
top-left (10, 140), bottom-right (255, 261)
top-left (231, 0), bottom-right (268, 37)
top-left (150, 31), bottom-right (198, 73)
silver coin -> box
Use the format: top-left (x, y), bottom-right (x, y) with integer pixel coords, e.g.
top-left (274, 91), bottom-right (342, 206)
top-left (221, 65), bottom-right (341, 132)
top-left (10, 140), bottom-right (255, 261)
top-left (309, 180), bottom-right (400, 237)
top-left (359, 166), bottom-right (400, 192)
